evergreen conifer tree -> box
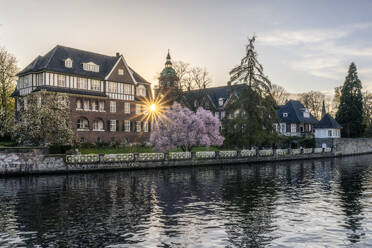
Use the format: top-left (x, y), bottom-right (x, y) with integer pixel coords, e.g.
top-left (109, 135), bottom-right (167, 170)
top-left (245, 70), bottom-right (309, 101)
top-left (336, 62), bottom-right (364, 137)
top-left (223, 36), bottom-right (278, 147)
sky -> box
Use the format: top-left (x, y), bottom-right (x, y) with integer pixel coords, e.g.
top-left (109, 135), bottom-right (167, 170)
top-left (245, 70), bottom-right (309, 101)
top-left (1, 0), bottom-right (372, 94)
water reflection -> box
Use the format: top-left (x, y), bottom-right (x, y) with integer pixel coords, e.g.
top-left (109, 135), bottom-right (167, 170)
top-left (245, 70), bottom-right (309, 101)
top-left (0, 155), bottom-right (372, 247)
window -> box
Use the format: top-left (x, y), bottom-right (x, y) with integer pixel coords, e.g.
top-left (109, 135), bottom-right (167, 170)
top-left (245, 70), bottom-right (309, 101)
top-left (218, 98), bottom-right (224, 106)
top-left (83, 100), bottom-right (90, 111)
top-left (137, 85), bottom-right (146, 97)
top-left (76, 99), bottom-right (82, 110)
top-left (108, 82), bottom-right (118, 93)
top-left (110, 120), bottom-right (117, 132)
top-left (24, 97), bottom-right (28, 110)
top-left (83, 62), bottom-right (99, 72)
top-left (93, 119), bottom-right (104, 131)
top-left (37, 96), bottom-right (42, 108)
top-left (136, 121), bottom-right (141, 132)
top-left (77, 78), bottom-right (88, 89)
top-left (291, 124), bottom-right (296, 133)
top-left (77, 118), bottom-right (89, 130)
top-left (110, 101), bottom-right (116, 112)
top-left (124, 102), bottom-right (131, 114)
top-left (144, 122), bottom-right (149, 132)
top-left (303, 112), bottom-right (310, 118)
top-left (65, 58), bottom-right (73, 68)
top-left (221, 111), bottom-right (225, 119)
top-left (280, 123), bottom-right (286, 133)
top-left (118, 69), bottom-right (124, 75)
top-left (283, 113), bottom-right (288, 117)
top-left (57, 75), bottom-right (65, 87)
top-left (136, 104), bottom-right (141, 114)
top-left (91, 80), bottom-right (100, 91)
top-left (38, 74), bottom-right (44, 85)
top-left (124, 84), bottom-right (132, 94)
top-left (328, 130), bottom-right (332, 136)
top-left (99, 101), bottom-right (105, 112)
top-left (92, 100), bottom-right (99, 111)
top-left (124, 120), bottom-right (131, 132)
top-left (273, 123), bottom-right (278, 132)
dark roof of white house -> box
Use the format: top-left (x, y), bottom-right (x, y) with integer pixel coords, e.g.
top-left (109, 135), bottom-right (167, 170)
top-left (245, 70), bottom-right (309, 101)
top-left (314, 113), bottom-right (342, 129)
top-left (17, 45), bottom-right (148, 84)
top-left (277, 100), bottom-right (318, 124)
top-left (183, 84), bottom-right (245, 108)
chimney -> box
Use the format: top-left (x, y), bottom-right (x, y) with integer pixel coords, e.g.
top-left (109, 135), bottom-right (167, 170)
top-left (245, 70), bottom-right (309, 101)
top-left (116, 52), bottom-right (120, 58)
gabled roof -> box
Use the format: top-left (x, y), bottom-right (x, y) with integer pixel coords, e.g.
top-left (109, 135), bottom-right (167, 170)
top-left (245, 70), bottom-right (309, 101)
top-left (183, 84), bottom-right (245, 108)
top-left (17, 45), bottom-right (149, 84)
top-left (314, 113), bottom-right (342, 129)
top-left (277, 100), bottom-right (318, 124)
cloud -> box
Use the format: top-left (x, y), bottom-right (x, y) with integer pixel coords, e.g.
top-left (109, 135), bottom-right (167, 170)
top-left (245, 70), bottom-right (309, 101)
top-left (258, 22), bottom-right (372, 81)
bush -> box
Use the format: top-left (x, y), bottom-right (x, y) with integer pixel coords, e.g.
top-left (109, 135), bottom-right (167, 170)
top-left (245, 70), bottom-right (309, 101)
top-left (298, 138), bottom-right (315, 148)
top-left (49, 145), bottom-right (72, 154)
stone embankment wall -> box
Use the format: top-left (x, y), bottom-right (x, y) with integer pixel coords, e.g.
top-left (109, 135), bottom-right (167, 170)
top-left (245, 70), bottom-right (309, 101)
top-left (1, 138), bottom-right (372, 176)
top-left (333, 138), bottom-right (372, 156)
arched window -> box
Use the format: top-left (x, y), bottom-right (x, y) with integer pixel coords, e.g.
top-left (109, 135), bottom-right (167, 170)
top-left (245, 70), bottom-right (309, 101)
top-left (137, 85), bottom-right (146, 97)
top-left (93, 119), bottom-right (104, 131)
top-left (77, 117), bottom-right (89, 130)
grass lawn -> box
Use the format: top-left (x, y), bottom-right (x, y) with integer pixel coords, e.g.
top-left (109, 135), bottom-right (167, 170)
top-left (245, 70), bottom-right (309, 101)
top-left (0, 140), bottom-right (16, 148)
top-left (79, 146), bottom-right (221, 154)
top-left (79, 146), bottom-right (153, 154)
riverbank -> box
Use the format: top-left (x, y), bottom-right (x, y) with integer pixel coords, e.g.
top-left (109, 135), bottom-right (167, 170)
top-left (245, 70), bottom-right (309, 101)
top-left (1, 138), bottom-right (372, 176)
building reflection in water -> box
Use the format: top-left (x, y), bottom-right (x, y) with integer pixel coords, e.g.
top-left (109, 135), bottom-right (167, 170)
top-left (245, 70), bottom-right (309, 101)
top-left (0, 155), bottom-right (371, 247)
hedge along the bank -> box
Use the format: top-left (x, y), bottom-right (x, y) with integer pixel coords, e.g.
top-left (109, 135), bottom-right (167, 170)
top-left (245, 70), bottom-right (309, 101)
top-left (195, 151), bottom-right (216, 159)
top-left (137, 153), bottom-right (164, 161)
top-left (219, 150), bottom-right (237, 158)
top-left (240, 149), bottom-right (256, 157)
top-left (259, 149), bottom-right (273, 156)
top-left (291, 149), bottom-right (301, 155)
top-left (275, 149), bottom-right (288, 156)
top-left (314, 148), bottom-right (323, 153)
top-left (103, 153), bottom-right (134, 162)
top-left (66, 154), bottom-right (99, 164)
top-left (168, 152), bottom-right (192, 160)
top-left (303, 148), bottom-right (313, 154)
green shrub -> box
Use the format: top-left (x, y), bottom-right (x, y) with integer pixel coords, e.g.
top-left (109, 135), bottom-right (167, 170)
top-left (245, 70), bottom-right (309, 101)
top-left (298, 138), bottom-right (315, 148)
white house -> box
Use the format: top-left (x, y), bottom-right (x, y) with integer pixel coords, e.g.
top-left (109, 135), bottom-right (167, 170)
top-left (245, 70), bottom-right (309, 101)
top-left (314, 113), bottom-right (342, 148)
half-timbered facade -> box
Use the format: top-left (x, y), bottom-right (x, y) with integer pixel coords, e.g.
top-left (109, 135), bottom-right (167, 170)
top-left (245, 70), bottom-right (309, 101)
top-left (11, 45), bottom-right (151, 143)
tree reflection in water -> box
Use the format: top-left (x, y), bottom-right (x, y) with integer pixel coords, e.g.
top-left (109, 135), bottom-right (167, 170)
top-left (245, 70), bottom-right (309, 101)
top-left (0, 155), bottom-right (371, 247)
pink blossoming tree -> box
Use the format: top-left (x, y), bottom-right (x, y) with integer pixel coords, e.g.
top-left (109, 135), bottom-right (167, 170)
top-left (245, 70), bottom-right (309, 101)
top-left (150, 102), bottom-right (224, 152)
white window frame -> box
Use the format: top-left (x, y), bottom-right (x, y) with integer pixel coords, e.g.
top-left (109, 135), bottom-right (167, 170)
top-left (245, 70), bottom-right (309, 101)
top-left (77, 78), bottom-right (88, 89)
top-left (136, 121), bottom-right (141, 132)
top-left (110, 120), bottom-right (117, 132)
top-left (280, 123), bottom-right (286, 133)
top-left (291, 124), bottom-right (296, 133)
top-left (65, 58), bottom-right (73, 68)
top-left (218, 98), bottom-right (224, 106)
top-left (144, 122), bottom-right (149, 132)
top-left (124, 102), bottom-right (131, 114)
top-left (328, 129), bottom-right (332, 137)
top-left (118, 69), bottom-right (124, 75)
top-left (83, 100), bottom-right (90, 111)
top-left (136, 104), bottom-right (141, 114)
top-left (93, 119), bottom-right (104, 131)
top-left (283, 113), bottom-right (288, 117)
top-left (91, 80), bottom-right (100, 91)
top-left (124, 120), bottom-right (131, 132)
top-left (99, 101), bottom-right (105, 112)
top-left (110, 101), bottom-right (116, 113)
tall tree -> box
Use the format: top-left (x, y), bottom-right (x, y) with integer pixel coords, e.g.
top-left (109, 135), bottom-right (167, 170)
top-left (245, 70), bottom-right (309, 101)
top-left (12, 93), bottom-right (74, 146)
top-left (223, 35), bottom-right (277, 147)
top-left (299, 90), bottom-right (325, 119)
top-left (336, 63), bottom-right (364, 137)
top-left (0, 47), bottom-right (18, 140)
top-left (271, 84), bottom-right (289, 106)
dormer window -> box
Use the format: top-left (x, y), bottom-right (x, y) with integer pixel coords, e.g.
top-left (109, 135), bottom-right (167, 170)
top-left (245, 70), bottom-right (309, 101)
top-left (218, 98), bottom-right (224, 106)
top-left (283, 113), bottom-right (288, 117)
top-left (303, 112), bottom-right (310, 118)
top-left (65, 58), bottom-right (72, 68)
top-left (137, 85), bottom-right (146, 97)
top-left (118, 69), bottom-right (124, 75)
top-left (83, 62), bottom-right (99, 72)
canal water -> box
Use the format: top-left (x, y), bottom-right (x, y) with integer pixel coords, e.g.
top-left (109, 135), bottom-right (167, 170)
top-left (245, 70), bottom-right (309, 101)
top-left (1, 155), bottom-right (372, 247)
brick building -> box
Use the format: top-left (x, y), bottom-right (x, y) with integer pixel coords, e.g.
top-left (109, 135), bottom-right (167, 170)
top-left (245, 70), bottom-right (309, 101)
top-left (11, 45), bottom-right (152, 143)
